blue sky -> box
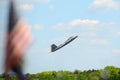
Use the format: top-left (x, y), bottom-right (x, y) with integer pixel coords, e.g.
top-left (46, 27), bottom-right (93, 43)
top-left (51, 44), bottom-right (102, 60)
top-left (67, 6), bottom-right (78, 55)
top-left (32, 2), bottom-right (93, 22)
top-left (0, 0), bottom-right (120, 74)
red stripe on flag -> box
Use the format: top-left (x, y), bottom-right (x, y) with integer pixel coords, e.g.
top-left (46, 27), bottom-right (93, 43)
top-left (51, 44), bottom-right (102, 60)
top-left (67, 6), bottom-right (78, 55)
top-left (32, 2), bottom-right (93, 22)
top-left (6, 19), bottom-right (33, 69)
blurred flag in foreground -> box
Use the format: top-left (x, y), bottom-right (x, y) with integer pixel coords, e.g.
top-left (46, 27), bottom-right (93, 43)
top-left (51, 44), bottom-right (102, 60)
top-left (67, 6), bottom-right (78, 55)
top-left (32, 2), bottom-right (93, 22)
top-left (5, 0), bottom-right (33, 80)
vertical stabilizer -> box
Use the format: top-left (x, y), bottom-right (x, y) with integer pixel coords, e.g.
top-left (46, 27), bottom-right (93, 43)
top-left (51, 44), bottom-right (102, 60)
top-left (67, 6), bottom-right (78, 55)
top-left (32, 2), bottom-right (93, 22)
top-left (51, 44), bottom-right (57, 52)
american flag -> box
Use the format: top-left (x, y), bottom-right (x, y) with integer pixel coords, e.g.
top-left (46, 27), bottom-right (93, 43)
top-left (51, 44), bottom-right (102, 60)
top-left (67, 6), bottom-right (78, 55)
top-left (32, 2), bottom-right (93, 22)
top-left (5, 0), bottom-right (33, 72)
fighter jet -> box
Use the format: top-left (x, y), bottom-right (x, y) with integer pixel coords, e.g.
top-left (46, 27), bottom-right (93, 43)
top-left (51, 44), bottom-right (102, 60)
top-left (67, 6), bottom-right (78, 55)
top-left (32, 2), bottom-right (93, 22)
top-left (51, 35), bottom-right (78, 52)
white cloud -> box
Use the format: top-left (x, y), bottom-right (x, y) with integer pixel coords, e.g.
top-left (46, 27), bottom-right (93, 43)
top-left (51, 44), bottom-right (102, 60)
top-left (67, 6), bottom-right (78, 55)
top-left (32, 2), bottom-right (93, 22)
top-left (112, 49), bottom-right (120, 54)
top-left (18, 4), bottom-right (34, 11)
top-left (90, 39), bottom-right (108, 45)
top-left (53, 19), bottom-right (100, 30)
top-left (70, 19), bottom-right (99, 26)
top-left (52, 19), bottom-right (118, 40)
top-left (52, 19), bottom-right (116, 34)
top-left (89, 0), bottom-right (120, 11)
top-left (33, 24), bottom-right (44, 30)
top-left (17, 0), bottom-right (52, 12)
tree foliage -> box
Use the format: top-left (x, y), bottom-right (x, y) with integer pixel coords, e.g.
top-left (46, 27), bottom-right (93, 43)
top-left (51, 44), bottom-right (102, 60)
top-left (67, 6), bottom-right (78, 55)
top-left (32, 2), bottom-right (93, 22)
top-left (0, 66), bottom-right (120, 80)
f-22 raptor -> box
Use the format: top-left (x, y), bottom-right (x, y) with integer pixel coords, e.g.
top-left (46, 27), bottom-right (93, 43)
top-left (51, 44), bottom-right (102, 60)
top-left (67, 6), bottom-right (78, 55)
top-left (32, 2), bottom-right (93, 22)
top-left (51, 35), bottom-right (78, 52)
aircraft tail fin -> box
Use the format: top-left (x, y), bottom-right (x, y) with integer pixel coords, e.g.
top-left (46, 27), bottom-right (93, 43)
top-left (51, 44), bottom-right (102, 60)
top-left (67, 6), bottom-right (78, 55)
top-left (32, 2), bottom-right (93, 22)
top-left (51, 44), bottom-right (57, 52)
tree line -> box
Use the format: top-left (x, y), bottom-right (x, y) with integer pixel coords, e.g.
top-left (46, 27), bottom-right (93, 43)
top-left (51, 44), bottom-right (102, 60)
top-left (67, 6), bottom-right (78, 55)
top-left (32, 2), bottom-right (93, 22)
top-left (0, 66), bottom-right (120, 80)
